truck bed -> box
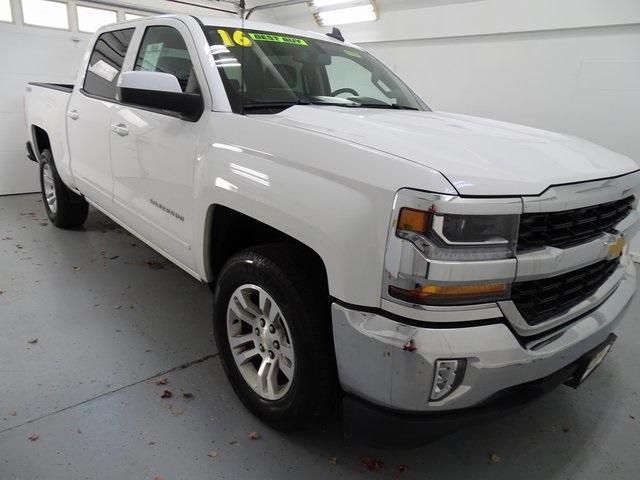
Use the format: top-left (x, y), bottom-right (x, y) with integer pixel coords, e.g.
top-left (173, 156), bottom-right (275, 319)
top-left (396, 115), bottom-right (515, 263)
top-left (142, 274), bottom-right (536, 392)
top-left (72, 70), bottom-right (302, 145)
top-left (25, 82), bottom-right (73, 166)
top-left (28, 82), bottom-right (74, 93)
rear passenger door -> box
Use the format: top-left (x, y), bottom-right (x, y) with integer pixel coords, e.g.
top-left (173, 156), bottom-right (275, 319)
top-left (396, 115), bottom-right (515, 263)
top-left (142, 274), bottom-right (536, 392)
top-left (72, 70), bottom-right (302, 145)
top-left (109, 20), bottom-right (210, 273)
top-left (68, 28), bottom-right (135, 207)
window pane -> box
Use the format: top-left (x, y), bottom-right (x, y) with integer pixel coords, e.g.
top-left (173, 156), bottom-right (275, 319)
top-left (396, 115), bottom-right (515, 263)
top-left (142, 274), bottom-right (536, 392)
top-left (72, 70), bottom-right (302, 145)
top-left (135, 26), bottom-right (199, 94)
top-left (84, 28), bottom-right (134, 100)
top-left (125, 13), bottom-right (144, 21)
top-left (0, 0), bottom-right (12, 22)
top-left (203, 26), bottom-right (426, 114)
top-left (22, 0), bottom-right (69, 29)
top-left (77, 5), bottom-right (117, 33)
top-left (326, 56), bottom-right (389, 102)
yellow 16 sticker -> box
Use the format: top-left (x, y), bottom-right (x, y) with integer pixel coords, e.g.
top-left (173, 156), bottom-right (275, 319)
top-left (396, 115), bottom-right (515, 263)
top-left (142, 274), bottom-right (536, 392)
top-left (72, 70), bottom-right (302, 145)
top-left (217, 29), bottom-right (253, 48)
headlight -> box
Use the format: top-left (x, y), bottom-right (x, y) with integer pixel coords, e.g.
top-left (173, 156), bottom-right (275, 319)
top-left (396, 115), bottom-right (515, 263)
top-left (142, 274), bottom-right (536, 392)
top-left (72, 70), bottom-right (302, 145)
top-left (383, 189), bottom-right (520, 306)
top-left (395, 207), bottom-right (519, 261)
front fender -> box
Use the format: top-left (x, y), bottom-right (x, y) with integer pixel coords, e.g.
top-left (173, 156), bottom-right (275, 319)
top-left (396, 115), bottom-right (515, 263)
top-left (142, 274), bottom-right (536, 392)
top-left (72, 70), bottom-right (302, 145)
top-left (193, 113), bottom-right (455, 307)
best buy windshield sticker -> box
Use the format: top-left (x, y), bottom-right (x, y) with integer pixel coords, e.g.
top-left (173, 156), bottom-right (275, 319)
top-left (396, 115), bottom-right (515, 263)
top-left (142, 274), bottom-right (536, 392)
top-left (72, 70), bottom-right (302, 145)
top-left (216, 29), bottom-right (308, 48)
top-left (248, 33), bottom-right (308, 46)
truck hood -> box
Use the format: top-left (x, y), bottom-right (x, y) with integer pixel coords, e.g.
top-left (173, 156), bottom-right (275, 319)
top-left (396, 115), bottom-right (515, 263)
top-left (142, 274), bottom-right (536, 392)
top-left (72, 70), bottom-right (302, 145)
top-left (264, 107), bottom-right (638, 196)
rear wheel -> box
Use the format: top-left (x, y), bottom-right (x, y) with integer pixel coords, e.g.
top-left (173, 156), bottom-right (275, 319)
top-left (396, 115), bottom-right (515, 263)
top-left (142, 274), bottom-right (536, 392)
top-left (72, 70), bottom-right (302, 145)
top-left (213, 244), bottom-right (338, 430)
top-left (39, 149), bottom-right (88, 228)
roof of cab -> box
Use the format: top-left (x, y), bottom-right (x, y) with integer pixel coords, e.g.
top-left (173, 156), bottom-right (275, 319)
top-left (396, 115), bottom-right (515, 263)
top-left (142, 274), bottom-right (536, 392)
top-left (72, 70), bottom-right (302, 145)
top-left (197, 15), bottom-right (359, 47)
top-left (115, 13), bottom-right (359, 49)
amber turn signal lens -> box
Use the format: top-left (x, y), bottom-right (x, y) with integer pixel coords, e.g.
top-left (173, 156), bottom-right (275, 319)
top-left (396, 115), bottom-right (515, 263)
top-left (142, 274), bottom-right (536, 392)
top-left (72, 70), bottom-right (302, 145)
top-left (397, 208), bottom-right (431, 234)
top-left (389, 282), bottom-right (508, 304)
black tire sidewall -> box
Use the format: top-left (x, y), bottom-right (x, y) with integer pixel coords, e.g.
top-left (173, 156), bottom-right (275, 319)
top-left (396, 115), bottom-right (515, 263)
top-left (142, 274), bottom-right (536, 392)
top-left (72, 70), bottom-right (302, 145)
top-left (38, 149), bottom-right (88, 228)
top-left (39, 150), bottom-right (60, 224)
top-left (213, 250), bottom-right (330, 429)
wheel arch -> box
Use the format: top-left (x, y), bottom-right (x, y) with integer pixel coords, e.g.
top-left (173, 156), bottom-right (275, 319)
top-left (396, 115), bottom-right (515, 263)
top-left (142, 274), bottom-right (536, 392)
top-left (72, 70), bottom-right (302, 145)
top-left (31, 125), bottom-right (51, 159)
top-left (203, 204), bottom-right (329, 297)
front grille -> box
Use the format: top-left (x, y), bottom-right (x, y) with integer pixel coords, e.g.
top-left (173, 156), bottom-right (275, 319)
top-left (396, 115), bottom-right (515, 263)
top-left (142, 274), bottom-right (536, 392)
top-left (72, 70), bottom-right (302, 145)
top-left (518, 196), bottom-right (635, 252)
top-left (511, 258), bottom-right (620, 325)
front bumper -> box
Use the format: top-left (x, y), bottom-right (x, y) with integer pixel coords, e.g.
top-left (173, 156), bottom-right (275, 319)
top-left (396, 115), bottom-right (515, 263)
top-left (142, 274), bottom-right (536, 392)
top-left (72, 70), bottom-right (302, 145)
top-left (331, 260), bottom-right (635, 414)
top-left (342, 334), bottom-right (616, 446)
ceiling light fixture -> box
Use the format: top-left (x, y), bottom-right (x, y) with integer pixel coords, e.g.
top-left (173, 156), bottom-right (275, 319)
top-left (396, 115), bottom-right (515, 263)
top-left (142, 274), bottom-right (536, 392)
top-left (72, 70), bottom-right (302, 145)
top-left (309, 0), bottom-right (378, 26)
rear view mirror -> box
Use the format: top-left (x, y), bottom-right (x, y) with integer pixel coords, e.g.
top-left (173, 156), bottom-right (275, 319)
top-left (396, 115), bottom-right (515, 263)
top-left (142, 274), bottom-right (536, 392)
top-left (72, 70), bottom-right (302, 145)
top-left (292, 49), bottom-right (331, 66)
top-left (118, 71), bottom-right (203, 120)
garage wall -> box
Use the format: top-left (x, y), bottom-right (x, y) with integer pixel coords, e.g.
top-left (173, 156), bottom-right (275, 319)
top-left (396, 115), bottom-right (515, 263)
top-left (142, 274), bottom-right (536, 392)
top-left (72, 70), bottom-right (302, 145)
top-left (0, 0), bottom-right (270, 196)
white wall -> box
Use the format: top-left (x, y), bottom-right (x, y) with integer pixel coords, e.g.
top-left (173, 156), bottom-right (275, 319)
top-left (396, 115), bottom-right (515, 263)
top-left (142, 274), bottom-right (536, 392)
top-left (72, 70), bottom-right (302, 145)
top-left (366, 25), bottom-right (640, 161)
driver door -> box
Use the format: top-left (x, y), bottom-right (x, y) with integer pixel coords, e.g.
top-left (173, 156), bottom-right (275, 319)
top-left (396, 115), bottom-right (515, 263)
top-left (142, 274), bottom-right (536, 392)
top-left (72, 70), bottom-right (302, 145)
top-left (108, 20), bottom-right (210, 272)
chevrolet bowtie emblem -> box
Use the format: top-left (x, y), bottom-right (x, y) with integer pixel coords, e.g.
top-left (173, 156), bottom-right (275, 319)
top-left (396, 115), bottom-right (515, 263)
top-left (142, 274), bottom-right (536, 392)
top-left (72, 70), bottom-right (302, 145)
top-left (607, 236), bottom-right (626, 258)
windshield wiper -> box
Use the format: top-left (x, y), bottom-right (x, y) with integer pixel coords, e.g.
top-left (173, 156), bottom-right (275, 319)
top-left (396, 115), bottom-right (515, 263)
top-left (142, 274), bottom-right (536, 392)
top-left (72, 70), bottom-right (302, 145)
top-left (242, 100), bottom-right (312, 112)
top-left (355, 103), bottom-right (420, 111)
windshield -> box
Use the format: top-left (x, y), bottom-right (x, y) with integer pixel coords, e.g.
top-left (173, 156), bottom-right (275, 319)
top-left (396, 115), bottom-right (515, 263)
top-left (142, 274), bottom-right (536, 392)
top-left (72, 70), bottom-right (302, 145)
top-left (203, 26), bottom-right (429, 113)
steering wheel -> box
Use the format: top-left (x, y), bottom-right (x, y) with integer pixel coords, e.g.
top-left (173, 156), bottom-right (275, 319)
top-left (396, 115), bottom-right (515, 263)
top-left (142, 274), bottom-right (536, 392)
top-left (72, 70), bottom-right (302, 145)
top-left (331, 87), bottom-right (360, 97)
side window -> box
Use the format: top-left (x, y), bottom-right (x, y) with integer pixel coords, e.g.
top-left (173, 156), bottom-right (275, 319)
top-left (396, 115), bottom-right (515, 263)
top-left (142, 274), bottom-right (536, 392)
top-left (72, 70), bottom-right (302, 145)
top-left (83, 28), bottom-right (135, 100)
top-left (135, 26), bottom-right (200, 94)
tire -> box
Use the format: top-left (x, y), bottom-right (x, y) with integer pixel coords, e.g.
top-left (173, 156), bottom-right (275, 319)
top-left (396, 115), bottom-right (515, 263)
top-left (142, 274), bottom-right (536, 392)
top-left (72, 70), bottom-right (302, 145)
top-left (39, 149), bottom-right (88, 228)
top-left (213, 244), bottom-right (338, 430)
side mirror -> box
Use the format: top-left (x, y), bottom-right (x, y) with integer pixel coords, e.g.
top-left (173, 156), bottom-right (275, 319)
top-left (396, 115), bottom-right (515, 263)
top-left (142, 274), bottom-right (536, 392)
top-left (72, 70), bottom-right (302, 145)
top-left (118, 71), bottom-right (203, 120)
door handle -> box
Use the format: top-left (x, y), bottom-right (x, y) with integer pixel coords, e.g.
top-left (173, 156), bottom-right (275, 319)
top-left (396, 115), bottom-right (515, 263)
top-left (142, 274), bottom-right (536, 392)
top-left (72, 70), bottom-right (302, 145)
top-left (67, 109), bottom-right (80, 120)
top-left (111, 123), bottom-right (129, 137)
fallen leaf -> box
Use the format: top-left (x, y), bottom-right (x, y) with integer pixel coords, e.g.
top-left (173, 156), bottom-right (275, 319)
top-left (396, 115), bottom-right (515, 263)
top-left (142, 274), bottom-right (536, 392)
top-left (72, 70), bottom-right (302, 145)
top-left (28, 433), bottom-right (39, 442)
top-left (143, 260), bottom-right (165, 270)
top-left (488, 453), bottom-right (501, 464)
top-left (328, 457), bottom-right (337, 466)
top-left (397, 464), bottom-right (408, 473)
top-left (9, 410), bottom-right (17, 416)
top-left (114, 305), bottom-right (122, 310)
top-left (630, 414), bottom-right (636, 420)
top-left (229, 440), bottom-right (239, 446)
top-left (154, 378), bottom-right (168, 386)
top-left (72, 266), bottom-right (80, 271)
top-left (182, 392), bottom-right (194, 399)
top-left (148, 441), bottom-right (156, 445)
top-left (402, 339), bottom-right (417, 352)
top-left (169, 407), bottom-right (183, 417)
top-left (40, 222), bottom-right (48, 226)
top-left (0, 290), bottom-right (4, 295)
top-left (562, 426), bottom-right (571, 433)
top-left (207, 450), bottom-right (218, 459)
top-left (249, 431), bottom-right (261, 440)
top-left (27, 338), bottom-right (38, 344)
top-left (160, 390), bottom-right (172, 399)
top-left (153, 476), bottom-right (165, 480)
top-left (361, 456), bottom-right (384, 471)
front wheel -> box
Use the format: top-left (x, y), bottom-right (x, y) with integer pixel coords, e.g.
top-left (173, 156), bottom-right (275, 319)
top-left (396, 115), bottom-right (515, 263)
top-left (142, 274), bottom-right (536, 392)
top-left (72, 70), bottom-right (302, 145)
top-left (39, 149), bottom-right (88, 228)
top-left (213, 244), bottom-right (338, 430)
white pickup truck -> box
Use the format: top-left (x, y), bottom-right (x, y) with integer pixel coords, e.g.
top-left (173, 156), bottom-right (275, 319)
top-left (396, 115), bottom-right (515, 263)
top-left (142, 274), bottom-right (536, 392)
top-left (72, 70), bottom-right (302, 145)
top-left (24, 14), bottom-right (640, 443)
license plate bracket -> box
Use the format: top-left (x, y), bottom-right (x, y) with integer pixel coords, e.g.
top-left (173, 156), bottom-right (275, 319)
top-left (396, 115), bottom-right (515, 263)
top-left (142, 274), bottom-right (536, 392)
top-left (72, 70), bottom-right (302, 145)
top-left (564, 334), bottom-right (617, 389)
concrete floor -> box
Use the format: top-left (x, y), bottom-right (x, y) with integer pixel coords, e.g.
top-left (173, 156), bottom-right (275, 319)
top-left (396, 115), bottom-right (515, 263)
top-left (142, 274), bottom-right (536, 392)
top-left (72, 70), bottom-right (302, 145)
top-left (1, 193), bottom-right (639, 480)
